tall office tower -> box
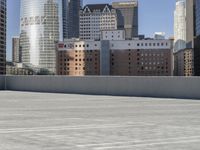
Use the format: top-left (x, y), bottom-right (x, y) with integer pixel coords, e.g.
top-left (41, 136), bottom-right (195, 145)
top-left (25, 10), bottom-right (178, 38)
top-left (12, 37), bottom-right (21, 63)
top-left (79, 4), bottom-right (117, 40)
top-left (174, 0), bottom-right (186, 52)
top-left (62, 0), bottom-right (82, 39)
top-left (0, 0), bottom-right (6, 75)
top-left (62, 0), bottom-right (68, 39)
top-left (194, 0), bottom-right (200, 75)
top-left (186, 0), bottom-right (195, 48)
top-left (20, 0), bottom-right (60, 74)
top-left (112, 1), bottom-right (138, 39)
top-left (174, 0), bottom-right (195, 76)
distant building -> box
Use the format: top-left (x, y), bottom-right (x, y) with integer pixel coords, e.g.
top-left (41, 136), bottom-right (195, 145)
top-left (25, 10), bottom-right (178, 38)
top-left (194, 0), bottom-right (200, 75)
top-left (154, 32), bottom-right (165, 40)
top-left (57, 40), bottom-right (100, 76)
top-left (62, 0), bottom-right (82, 39)
top-left (79, 4), bottom-right (117, 40)
top-left (174, 48), bottom-right (194, 76)
top-left (12, 37), bottom-right (21, 63)
top-left (112, 1), bottom-right (138, 39)
top-left (57, 37), bottom-right (173, 76)
top-left (174, 0), bottom-right (195, 76)
top-left (174, 0), bottom-right (186, 52)
top-left (101, 30), bottom-right (125, 41)
top-left (0, 0), bottom-right (6, 75)
top-left (186, 0), bottom-right (195, 49)
top-left (6, 62), bottom-right (34, 75)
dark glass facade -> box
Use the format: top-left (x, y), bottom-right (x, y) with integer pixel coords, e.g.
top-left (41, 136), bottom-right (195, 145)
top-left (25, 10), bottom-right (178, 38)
top-left (62, 0), bottom-right (82, 39)
top-left (196, 0), bottom-right (200, 35)
top-left (112, 1), bottom-right (138, 39)
top-left (0, 0), bottom-right (6, 74)
top-left (194, 0), bottom-right (200, 75)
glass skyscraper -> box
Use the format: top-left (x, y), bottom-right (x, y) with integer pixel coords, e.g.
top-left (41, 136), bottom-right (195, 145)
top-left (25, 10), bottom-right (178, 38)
top-left (0, 0), bottom-right (6, 74)
top-left (112, 1), bottom-right (138, 39)
top-left (20, 0), bottom-right (60, 74)
top-left (196, 0), bottom-right (200, 35)
top-left (194, 0), bottom-right (200, 75)
top-left (174, 0), bottom-right (186, 52)
top-left (62, 0), bottom-right (82, 39)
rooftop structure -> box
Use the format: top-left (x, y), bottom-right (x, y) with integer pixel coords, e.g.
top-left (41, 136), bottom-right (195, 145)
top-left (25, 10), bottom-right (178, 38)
top-left (0, 90), bottom-right (200, 149)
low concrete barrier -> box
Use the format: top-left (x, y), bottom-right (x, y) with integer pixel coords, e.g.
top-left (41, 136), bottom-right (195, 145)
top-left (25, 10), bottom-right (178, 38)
top-left (0, 76), bottom-right (5, 90)
top-left (5, 76), bottom-right (200, 99)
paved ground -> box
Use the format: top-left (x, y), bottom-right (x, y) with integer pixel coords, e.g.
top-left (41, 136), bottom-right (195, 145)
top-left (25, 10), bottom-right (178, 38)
top-left (0, 91), bottom-right (200, 150)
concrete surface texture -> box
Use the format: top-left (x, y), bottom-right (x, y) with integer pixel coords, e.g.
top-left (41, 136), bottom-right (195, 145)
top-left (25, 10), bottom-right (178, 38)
top-left (0, 91), bottom-right (200, 150)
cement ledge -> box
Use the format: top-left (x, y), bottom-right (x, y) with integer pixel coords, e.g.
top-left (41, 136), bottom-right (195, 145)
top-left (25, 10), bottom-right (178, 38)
top-left (0, 75), bottom-right (200, 99)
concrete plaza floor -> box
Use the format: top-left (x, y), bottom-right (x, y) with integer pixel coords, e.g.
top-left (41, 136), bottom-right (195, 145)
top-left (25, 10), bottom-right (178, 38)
top-left (0, 91), bottom-right (200, 150)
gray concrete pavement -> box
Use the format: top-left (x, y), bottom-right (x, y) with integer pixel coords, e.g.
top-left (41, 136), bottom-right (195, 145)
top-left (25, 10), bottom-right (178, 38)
top-left (0, 91), bottom-right (200, 150)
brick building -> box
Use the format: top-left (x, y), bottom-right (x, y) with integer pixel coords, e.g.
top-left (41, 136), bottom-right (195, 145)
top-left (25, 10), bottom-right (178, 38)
top-left (57, 33), bottom-right (173, 76)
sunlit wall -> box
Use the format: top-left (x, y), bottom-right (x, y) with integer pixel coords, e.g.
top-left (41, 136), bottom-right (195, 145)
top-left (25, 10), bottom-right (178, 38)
top-left (20, 0), bottom-right (61, 73)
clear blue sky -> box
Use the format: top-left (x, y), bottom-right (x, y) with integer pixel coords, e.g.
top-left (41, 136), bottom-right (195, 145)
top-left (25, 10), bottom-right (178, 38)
top-left (6, 0), bottom-right (175, 61)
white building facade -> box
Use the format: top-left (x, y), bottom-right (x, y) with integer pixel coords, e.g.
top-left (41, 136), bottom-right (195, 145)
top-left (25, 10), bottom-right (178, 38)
top-left (79, 4), bottom-right (117, 40)
top-left (20, 0), bottom-right (61, 74)
top-left (101, 30), bottom-right (125, 41)
top-left (174, 0), bottom-right (186, 52)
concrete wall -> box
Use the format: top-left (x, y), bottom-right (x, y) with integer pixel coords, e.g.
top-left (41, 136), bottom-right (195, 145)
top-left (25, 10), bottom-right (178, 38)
top-left (5, 76), bottom-right (200, 99)
top-left (0, 76), bottom-right (5, 90)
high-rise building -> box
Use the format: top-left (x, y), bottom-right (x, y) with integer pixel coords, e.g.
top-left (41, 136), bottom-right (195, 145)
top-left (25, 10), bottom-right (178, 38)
top-left (195, 0), bottom-right (200, 35)
top-left (174, 0), bottom-right (195, 76)
top-left (62, 0), bottom-right (68, 39)
top-left (79, 4), bottom-right (117, 40)
top-left (174, 0), bottom-right (186, 52)
top-left (20, 0), bottom-right (60, 74)
top-left (112, 1), bottom-right (138, 39)
top-left (12, 37), bottom-right (21, 63)
top-left (194, 0), bottom-right (200, 75)
top-left (0, 0), bottom-right (6, 75)
top-left (186, 0), bottom-right (195, 48)
top-left (62, 0), bottom-right (82, 39)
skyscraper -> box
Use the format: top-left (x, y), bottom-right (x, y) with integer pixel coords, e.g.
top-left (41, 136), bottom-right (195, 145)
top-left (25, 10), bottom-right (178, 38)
top-left (174, 0), bottom-right (186, 52)
top-left (62, 0), bottom-right (68, 39)
top-left (0, 0), bottom-right (6, 75)
top-left (194, 0), bottom-right (200, 75)
top-left (12, 37), bottom-right (21, 63)
top-left (174, 0), bottom-right (195, 76)
top-left (62, 0), bottom-right (82, 39)
top-left (186, 0), bottom-right (195, 48)
top-left (20, 0), bottom-right (60, 74)
top-left (112, 1), bottom-right (138, 39)
top-left (79, 4), bottom-right (117, 40)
